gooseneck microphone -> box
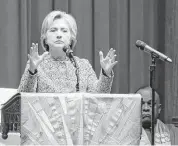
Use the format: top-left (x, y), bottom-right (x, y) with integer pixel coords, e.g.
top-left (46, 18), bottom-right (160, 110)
top-left (135, 40), bottom-right (172, 63)
top-left (63, 46), bottom-right (80, 92)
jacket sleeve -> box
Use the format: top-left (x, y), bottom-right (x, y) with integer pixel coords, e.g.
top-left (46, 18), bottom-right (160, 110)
top-left (85, 59), bottom-right (114, 93)
top-left (18, 60), bottom-right (38, 92)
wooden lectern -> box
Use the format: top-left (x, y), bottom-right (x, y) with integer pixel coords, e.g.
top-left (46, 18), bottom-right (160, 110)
top-left (1, 93), bottom-right (21, 139)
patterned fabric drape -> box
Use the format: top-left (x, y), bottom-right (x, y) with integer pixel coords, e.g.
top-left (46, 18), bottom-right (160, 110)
top-left (21, 93), bottom-right (141, 145)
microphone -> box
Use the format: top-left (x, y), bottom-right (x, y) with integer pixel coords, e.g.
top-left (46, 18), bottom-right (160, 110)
top-left (63, 46), bottom-right (74, 58)
top-left (63, 44), bottom-right (80, 92)
top-left (135, 40), bottom-right (172, 63)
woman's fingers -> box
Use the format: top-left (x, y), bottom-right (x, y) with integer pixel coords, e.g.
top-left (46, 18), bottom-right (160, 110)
top-left (31, 43), bottom-right (35, 55)
top-left (30, 47), bottom-right (34, 56)
top-left (109, 48), bottom-right (114, 55)
top-left (106, 48), bottom-right (112, 58)
top-left (111, 61), bottom-right (118, 68)
top-left (111, 54), bottom-right (117, 63)
top-left (28, 54), bottom-right (33, 63)
top-left (35, 43), bottom-right (38, 53)
top-left (99, 51), bottom-right (104, 62)
top-left (109, 48), bottom-right (116, 58)
top-left (30, 43), bottom-right (39, 57)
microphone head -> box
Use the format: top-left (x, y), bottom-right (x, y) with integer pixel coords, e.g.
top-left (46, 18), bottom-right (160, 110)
top-left (135, 40), bottom-right (147, 50)
top-left (63, 46), bottom-right (68, 53)
top-left (63, 46), bottom-right (74, 58)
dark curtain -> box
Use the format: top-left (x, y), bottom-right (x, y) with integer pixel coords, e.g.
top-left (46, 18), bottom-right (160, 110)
top-left (0, 0), bottom-right (177, 123)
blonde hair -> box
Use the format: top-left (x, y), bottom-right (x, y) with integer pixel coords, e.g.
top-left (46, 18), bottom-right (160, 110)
top-left (40, 10), bottom-right (77, 51)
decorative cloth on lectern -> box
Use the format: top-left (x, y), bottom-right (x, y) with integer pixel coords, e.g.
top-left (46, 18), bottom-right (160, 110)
top-left (21, 93), bottom-right (141, 145)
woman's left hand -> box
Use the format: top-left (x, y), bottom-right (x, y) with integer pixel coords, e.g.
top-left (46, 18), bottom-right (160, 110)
top-left (99, 48), bottom-right (118, 76)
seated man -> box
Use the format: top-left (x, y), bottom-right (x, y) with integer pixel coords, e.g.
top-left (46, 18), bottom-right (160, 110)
top-left (136, 86), bottom-right (178, 145)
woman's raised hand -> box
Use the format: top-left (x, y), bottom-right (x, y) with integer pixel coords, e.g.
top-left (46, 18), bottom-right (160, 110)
top-left (28, 43), bottom-right (48, 73)
top-left (99, 48), bottom-right (118, 76)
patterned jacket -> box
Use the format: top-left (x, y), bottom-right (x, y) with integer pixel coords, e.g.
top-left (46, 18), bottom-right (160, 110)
top-left (18, 55), bottom-right (113, 93)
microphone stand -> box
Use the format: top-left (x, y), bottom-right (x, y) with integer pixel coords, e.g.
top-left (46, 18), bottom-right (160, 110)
top-left (66, 49), bottom-right (80, 92)
top-left (135, 40), bottom-right (172, 145)
top-left (150, 52), bottom-right (158, 145)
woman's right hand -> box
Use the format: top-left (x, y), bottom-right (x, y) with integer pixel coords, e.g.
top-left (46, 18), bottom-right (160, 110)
top-left (28, 43), bottom-right (48, 73)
